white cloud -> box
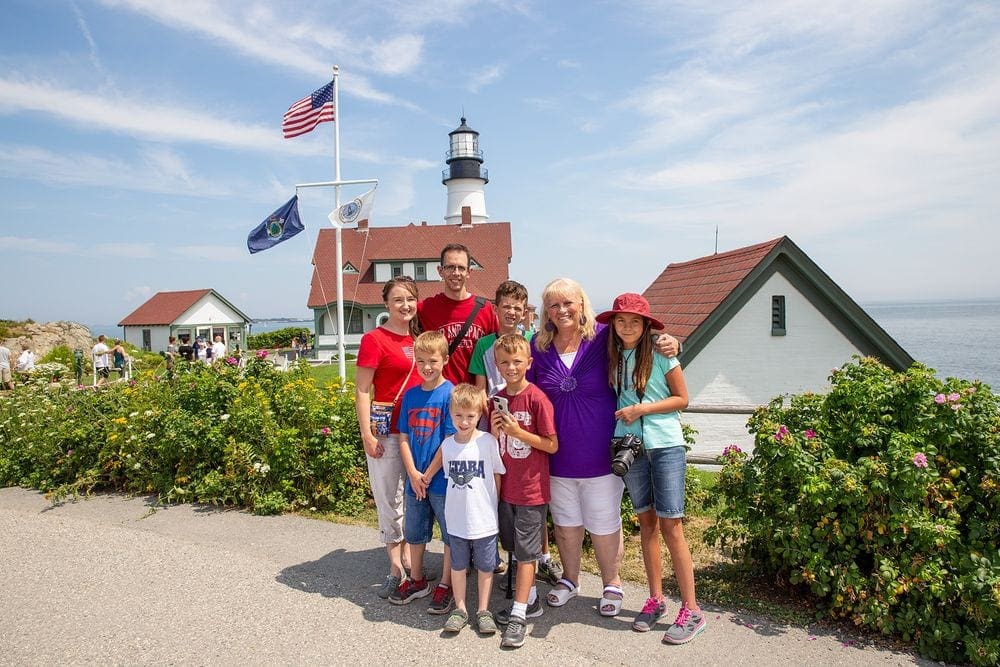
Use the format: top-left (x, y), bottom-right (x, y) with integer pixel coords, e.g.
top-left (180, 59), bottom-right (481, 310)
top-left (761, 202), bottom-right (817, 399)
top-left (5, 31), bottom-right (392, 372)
top-left (0, 143), bottom-right (230, 197)
top-left (468, 65), bottom-right (504, 93)
top-left (124, 286), bottom-right (154, 302)
top-left (97, 0), bottom-right (423, 99)
top-left (0, 80), bottom-right (435, 171)
top-left (0, 237), bottom-right (78, 255)
top-left (0, 78), bottom-right (316, 155)
top-left (93, 243), bottom-right (156, 259)
top-left (172, 245), bottom-right (248, 262)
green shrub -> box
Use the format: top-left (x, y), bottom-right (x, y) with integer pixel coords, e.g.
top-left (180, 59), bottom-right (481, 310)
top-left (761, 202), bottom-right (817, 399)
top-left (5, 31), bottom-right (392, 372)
top-left (40, 345), bottom-right (75, 367)
top-left (0, 355), bottom-right (369, 517)
top-left (707, 357), bottom-right (999, 665)
top-left (247, 327), bottom-right (310, 350)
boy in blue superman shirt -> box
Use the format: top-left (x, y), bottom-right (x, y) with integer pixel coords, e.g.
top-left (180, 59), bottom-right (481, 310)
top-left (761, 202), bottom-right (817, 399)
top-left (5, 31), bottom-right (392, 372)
top-left (390, 331), bottom-right (457, 614)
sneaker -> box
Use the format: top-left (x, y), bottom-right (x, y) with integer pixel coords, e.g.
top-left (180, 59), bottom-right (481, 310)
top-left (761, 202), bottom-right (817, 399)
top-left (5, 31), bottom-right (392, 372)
top-left (388, 577), bottom-right (430, 605)
top-left (496, 597), bottom-right (543, 626)
top-left (443, 609), bottom-right (468, 633)
top-left (378, 574), bottom-right (401, 600)
top-left (500, 614), bottom-right (527, 648)
top-left (536, 558), bottom-right (563, 586)
top-left (494, 559), bottom-right (508, 575)
top-left (476, 610), bottom-right (498, 635)
top-left (632, 597), bottom-right (667, 632)
top-left (662, 606), bottom-right (706, 645)
top-left (427, 584), bottom-right (455, 615)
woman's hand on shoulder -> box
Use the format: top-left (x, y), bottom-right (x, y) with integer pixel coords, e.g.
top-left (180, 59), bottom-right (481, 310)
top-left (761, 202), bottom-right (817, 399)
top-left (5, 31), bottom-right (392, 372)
top-left (654, 334), bottom-right (680, 357)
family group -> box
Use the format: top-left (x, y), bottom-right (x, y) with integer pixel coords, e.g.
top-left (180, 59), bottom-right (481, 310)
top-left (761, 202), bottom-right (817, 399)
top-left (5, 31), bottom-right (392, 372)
top-left (353, 243), bottom-right (705, 650)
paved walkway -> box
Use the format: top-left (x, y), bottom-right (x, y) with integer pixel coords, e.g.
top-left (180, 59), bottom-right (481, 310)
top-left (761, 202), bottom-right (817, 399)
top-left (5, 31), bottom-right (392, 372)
top-left (0, 487), bottom-right (929, 666)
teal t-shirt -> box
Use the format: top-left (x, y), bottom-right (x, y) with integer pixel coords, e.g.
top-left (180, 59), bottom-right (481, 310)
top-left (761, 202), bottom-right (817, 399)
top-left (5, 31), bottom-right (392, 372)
top-left (613, 350), bottom-right (684, 449)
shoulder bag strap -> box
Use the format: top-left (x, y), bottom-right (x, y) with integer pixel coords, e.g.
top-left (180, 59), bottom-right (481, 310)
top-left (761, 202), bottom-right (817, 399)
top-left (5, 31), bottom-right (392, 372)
top-left (448, 296), bottom-right (487, 356)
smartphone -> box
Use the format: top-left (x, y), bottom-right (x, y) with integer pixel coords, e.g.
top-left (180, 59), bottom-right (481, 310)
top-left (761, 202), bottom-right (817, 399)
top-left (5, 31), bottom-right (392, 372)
top-left (492, 395), bottom-right (510, 416)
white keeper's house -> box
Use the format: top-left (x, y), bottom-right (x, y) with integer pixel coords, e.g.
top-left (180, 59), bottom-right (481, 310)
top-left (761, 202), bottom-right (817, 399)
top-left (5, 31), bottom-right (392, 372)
top-left (307, 117), bottom-right (513, 360)
top-left (117, 289), bottom-right (251, 353)
top-left (643, 236), bottom-right (914, 459)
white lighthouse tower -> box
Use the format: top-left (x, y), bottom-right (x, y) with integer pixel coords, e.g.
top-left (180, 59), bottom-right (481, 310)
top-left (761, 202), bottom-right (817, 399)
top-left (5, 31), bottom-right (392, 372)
top-left (442, 117), bottom-right (488, 225)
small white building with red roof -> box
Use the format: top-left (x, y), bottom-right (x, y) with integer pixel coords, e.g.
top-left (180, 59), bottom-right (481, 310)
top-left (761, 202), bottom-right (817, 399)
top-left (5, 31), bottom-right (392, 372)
top-left (643, 236), bottom-right (913, 457)
top-left (117, 289), bottom-right (251, 354)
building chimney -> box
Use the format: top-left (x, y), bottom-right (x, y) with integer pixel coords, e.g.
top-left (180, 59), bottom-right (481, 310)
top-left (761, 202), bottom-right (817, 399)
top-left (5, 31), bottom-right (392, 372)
top-left (357, 218), bottom-right (369, 230)
top-left (460, 206), bottom-right (472, 228)
top-left (421, 220), bottom-right (428, 226)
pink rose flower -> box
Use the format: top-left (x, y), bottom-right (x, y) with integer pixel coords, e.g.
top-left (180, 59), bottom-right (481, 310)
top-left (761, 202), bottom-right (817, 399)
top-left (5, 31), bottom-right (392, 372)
top-left (912, 453), bottom-right (928, 468)
top-left (804, 429), bottom-right (816, 439)
top-left (933, 393), bottom-right (946, 404)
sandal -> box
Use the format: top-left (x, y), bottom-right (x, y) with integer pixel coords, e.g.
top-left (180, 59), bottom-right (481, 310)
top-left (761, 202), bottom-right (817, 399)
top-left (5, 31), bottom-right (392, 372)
top-left (599, 585), bottom-right (624, 617)
top-left (545, 578), bottom-right (578, 607)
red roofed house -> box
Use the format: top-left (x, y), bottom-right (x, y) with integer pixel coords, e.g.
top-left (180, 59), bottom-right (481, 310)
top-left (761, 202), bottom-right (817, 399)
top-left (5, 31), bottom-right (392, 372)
top-left (307, 117), bottom-right (512, 359)
top-left (308, 211), bottom-right (511, 359)
top-left (643, 236), bottom-right (913, 457)
top-left (118, 289), bottom-right (251, 354)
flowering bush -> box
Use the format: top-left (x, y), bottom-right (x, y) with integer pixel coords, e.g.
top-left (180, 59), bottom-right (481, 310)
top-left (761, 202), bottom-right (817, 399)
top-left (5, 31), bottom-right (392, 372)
top-left (707, 357), bottom-right (999, 665)
top-left (0, 356), bottom-right (368, 516)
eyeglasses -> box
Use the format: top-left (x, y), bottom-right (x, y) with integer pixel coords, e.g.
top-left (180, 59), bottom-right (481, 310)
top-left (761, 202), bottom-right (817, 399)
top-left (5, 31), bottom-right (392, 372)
top-left (440, 264), bottom-right (469, 274)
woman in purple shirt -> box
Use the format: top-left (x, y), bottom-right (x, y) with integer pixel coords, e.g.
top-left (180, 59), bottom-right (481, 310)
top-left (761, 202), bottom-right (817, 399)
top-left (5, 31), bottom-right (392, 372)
top-left (528, 278), bottom-right (677, 617)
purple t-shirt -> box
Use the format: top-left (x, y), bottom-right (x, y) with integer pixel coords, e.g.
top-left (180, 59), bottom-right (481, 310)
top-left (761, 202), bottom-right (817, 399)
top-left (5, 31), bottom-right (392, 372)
top-left (528, 324), bottom-right (615, 478)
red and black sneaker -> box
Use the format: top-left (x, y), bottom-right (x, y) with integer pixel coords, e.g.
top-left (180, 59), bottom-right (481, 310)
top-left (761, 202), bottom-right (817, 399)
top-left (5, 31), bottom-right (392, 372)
top-left (388, 577), bottom-right (430, 605)
top-left (427, 583), bottom-right (455, 615)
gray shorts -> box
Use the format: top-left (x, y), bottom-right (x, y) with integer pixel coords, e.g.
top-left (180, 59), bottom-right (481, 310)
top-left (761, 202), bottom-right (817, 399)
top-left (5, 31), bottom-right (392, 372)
top-left (498, 501), bottom-right (547, 562)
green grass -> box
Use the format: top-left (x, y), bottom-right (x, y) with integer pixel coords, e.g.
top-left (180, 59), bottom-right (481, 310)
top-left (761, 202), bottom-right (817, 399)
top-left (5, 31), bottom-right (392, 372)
top-left (305, 359), bottom-right (357, 387)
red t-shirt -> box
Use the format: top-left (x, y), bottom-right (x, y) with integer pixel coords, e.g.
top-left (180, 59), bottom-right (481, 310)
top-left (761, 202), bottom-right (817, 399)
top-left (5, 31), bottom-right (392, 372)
top-left (491, 383), bottom-right (556, 505)
top-left (356, 327), bottom-right (420, 434)
top-left (418, 292), bottom-right (498, 385)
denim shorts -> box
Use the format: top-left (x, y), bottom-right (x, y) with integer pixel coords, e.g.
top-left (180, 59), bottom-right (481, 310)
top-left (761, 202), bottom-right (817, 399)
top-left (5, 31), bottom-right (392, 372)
top-left (449, 533), bottom-right (498, 573)
top-left (623, 446), bottom-right (686, 518)
top-left (404, 492), bottom-right (449, 546)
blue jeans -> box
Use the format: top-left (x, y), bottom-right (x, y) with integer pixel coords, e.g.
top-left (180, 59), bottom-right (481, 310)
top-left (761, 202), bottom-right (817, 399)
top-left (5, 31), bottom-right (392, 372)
top-left (404, 492), bottom-right (449, 545)
top-left (623, 446), bottom-right (686, 518)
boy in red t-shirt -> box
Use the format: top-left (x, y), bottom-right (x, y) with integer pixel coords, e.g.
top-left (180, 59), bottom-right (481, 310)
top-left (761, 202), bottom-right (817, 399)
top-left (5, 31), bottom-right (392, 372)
top-left (489, 334), bottom-right (558, 648)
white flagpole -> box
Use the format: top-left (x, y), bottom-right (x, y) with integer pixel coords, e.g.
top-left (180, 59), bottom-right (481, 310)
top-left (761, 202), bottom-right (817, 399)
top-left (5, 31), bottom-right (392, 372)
top-left (332, 65), bottom-right (347, 386)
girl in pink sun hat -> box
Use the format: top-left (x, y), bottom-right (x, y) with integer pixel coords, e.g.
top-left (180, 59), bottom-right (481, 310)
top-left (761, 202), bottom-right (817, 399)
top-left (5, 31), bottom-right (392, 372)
top-left (596, 293), bottom-right (705, 645)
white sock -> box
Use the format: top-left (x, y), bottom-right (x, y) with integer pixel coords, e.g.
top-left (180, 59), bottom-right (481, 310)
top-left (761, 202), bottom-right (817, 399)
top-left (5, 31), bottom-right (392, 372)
top-left (539, 553), bottom-right (551, 564)
top-left (511, 601), bottom-right (528, 619)
top-left (528, 586), bottom-right (538, 605)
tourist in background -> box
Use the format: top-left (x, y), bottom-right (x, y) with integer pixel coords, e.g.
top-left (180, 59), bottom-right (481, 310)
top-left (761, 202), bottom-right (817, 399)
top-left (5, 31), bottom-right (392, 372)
top-left (354, 276), bottom-right (422, 599)
top-left (92, 336), bottom-right (111, 385)
top-left (111, 340), bottom-right (127, 379)
top-left (212, 336), bottom-right (227, 364)
top-left (0, 341), bottom-right (12, 390)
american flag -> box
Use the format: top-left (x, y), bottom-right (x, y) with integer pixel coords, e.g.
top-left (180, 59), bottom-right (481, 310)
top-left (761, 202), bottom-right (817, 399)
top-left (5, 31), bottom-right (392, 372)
top-left (282, 81), bottom-right (335, 139)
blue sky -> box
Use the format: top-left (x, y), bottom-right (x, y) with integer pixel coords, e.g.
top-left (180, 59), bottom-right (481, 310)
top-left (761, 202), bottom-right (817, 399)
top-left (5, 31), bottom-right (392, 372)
top-left (2, 0), bottom-right (999, 326)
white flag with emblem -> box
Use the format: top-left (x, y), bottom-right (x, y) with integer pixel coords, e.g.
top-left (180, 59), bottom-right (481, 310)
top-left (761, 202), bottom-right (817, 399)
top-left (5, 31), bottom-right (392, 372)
top-left (329, 187), bottom-right (375, 227)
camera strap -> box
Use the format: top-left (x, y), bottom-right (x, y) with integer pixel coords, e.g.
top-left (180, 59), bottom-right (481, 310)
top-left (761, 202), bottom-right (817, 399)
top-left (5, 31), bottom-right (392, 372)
top-left (616, 348), bottom-right (645, 436)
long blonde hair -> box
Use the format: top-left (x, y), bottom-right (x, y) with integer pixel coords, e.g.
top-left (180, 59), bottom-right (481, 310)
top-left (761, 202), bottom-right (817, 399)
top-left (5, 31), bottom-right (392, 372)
top-left (534, 277), bottom-right (598, 351)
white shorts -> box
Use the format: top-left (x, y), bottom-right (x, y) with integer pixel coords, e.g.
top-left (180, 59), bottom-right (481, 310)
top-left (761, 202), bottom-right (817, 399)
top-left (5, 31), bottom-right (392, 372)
top-left (549, 474), bottom-right (624, 535)
top-left (366, 434), bottom-right (406, 544)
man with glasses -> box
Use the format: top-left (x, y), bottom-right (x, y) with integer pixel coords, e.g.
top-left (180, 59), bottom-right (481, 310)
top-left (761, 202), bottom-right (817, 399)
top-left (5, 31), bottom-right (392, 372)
top-left (418, 243), bottom-right (498, 385)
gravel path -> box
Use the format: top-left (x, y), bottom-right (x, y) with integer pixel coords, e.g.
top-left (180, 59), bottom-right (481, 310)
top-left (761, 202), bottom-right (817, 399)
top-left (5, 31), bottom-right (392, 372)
top-left (0, 487), bottom-right (930, 666)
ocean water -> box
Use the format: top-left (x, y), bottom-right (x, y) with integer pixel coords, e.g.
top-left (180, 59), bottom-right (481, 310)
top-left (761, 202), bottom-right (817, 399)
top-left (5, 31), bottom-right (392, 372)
top-left (864, 299), bottom-right (1000, 391)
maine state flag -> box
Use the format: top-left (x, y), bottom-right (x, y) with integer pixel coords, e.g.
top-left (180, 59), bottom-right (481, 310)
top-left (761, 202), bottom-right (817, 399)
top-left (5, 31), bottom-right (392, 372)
top-left (248, 196), bottom-right (304, 254)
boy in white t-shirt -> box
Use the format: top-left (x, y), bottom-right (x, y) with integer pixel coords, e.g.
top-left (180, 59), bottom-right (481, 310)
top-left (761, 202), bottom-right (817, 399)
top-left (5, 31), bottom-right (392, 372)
top-left (437, 383), bottom-right (506, 635)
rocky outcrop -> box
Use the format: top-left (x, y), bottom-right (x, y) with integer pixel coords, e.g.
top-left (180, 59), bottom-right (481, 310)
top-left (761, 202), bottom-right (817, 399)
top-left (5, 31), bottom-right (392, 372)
top-left (1, 321), bottom-right (95, 359)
